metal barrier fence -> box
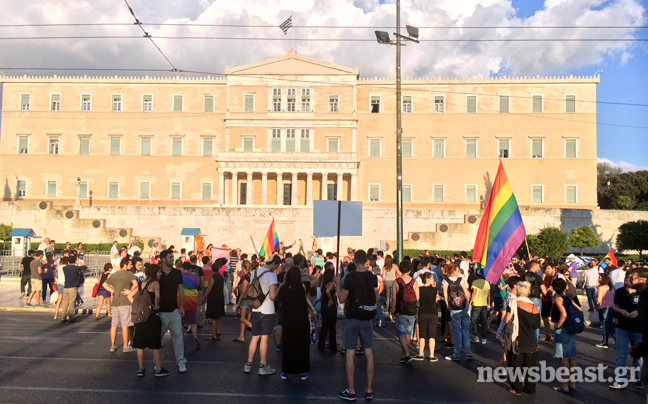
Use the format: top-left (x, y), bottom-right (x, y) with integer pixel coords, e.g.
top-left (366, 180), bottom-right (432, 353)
top-left (0, 251), bottom-right (114, 277)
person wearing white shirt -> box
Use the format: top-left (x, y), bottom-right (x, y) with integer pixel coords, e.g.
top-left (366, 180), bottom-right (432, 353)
top-left (110, 241), bottom-right (120, 270)
top-left (37, 237), bottom-right (50, 252)
top-left (609, 264), bottom-right (626, 290)
top-left (375, 251), bottom-right (385, 270)
top-left (127, 241), bottom-right (142, 257)
top-left (582, 262), bottom-right (600, 311)
top-left (459, 252), bottom-right (470, 275)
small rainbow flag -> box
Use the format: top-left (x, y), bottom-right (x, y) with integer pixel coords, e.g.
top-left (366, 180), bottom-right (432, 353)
top-left (602, 250), bottom-right (618, 268)
top-left (473, 161), bottom-right (527, 284)
top-left (259, 218), bottom-right (280, 258)
top-left (178, 272), bottom-right (200, 311)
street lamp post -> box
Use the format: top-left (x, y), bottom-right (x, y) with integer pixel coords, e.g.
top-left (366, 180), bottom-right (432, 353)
top-left (375, 0), bottom-right (419, 263)
top-left (75, 177), bottom-right (81, 206)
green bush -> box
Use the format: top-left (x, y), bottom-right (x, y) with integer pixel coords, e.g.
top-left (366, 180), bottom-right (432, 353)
top-left (29, 242), bottom-right (144, 252)
top-left (516, 227), bottom-right (569, 259)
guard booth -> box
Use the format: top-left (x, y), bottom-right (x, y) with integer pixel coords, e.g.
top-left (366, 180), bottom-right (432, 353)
top-left (10, 228), bottom-right (37, 257)
top-left (180, 228), bottom-right (202, 252)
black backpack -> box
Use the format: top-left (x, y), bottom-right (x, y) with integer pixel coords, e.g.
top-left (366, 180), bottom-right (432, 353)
top-left (246, 269), bottom-right (270, 309)
top-left (131, 279), bottom-right (154, 324)
top-left (561, 295), bottom-right (585, 334)
top-left (524, 272), bottom-right (540, 297)
top-left (348, 272), bottom-right (377, 320)
top-left (445, 276), bottom-right (466, 310)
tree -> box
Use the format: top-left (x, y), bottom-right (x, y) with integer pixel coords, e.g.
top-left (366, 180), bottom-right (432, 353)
top-left (616, 220), bottom-right (648, 259)
top-left (0, 223), bottom-right (12, 249)
top-left (531, 227), bottom-right (570, 258)
top-left (569, 226), bottom-right (601, 255)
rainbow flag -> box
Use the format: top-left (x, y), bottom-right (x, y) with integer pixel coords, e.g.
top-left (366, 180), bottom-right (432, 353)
top-left (178, 272), bottom-right (200, 312)
top-left (473, 161), bottom-right (527, 284)
top-left (259, 218), bottom-right (280, 258)
top-left (602, 250), bottom-right (618, 267)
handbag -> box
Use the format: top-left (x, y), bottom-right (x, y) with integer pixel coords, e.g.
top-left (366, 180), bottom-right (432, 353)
top-left (315, 301), bottom-right (322, 313)
top-left (92, 283), bottom-right (100, 298)
top-left (223, 284), bottom-right (230, 305)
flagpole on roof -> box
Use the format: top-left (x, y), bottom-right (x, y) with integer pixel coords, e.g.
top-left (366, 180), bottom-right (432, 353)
top-left (292, 12), bottom-right (294, 50)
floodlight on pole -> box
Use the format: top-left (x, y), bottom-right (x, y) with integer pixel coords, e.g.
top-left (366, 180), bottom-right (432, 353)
top-left (406, 25), bottom-right (419, 39)
top-left (375, 31), bottom-right (392, 45)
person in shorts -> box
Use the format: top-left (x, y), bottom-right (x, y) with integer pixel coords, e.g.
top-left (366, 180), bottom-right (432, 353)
top-left (26, 250), bottom-right (44, 307)
top-left (335, 249), bottom-right (378, 401)
top-left (244, 254), bottom-right (279, 376)
top-left (103, 257), bottom-right (138, 353)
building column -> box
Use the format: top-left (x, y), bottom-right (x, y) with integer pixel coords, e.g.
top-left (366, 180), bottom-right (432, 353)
top-left (247, 172), bottom-right (253, 205)
top-left (337, 173), bottom-right (343, 201)
top-left (291, 172), bottom-right (298, 206)
top-left (306, 172), bottom-right (313, 206)
top-left (350, 173), bottom-right (357, 201)
top-left (261, 172), bottom-right (268, 205)
top-left (321, 172), bottom-right (328, 201)
top-left (218, 171), bottom-right (225, 204)
top-left (276, 173), bottom-right (283, 205)
top-left (230, 171), bottom-right (238, 205)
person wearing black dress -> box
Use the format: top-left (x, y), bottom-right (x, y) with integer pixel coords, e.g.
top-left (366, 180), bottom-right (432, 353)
top-left (205, 259), bottom-right (225, 340)
top-left (277, 266), bottom-right (318, 380)
top-left (507, 281), bottom-right (540, 395)
top-left (128, 264), bottom-right (170, 377)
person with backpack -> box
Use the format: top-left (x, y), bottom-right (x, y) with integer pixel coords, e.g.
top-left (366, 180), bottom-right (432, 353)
top-left (102, 257), bottom-right (138, 353)
top-left (414, 271), bottom-right (439, 362)
top-left (443, 263), bottom-right (472, 361)
top-left (551, 277), bottom-right (582, 393)
top-left (335, 249), bottom-right (378, 401)
top-left (469, 269), bottom-right (490, 344)
top-left (391, 260), bottom-right (420, 364)
top-left (127, 263), bottom-right (170, 377)
top-left (243, 254), bottom-right (279, 376)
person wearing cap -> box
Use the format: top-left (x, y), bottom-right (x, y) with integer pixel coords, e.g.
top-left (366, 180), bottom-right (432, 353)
top-left (244, 254), bottom-right (279, 376)
top-left (567, 254), bottom-right (579, 284)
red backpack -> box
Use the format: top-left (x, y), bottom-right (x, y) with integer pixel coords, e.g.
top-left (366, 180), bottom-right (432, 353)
top-left (397, 277), bottom-right (418, 315)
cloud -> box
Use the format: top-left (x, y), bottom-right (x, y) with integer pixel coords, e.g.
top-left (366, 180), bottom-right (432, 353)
top-left (598, 158), bottom-right (648, 173)
top-left (0, 0), bottom-right (645, 79)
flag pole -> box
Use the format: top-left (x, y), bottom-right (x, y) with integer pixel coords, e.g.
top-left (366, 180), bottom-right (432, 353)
top-left (525, 237), bottom-right (531, 259)
top-left (291, 12), bottom-right (294, 50)
top-left (249, 235), bottom-right (259, 256)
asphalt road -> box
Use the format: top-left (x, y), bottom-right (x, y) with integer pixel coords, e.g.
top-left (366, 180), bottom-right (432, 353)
top-left (0, 312), bottom-right (643, 404)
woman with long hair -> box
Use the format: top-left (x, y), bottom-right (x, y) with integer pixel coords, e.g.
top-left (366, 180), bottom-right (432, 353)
top-left (234, 260), bottom-right (254, 342)
top-left (318, 265), bottom-right (338, 353)
top-left (595, 273), bottom-right (615, 348)
top-left (551, 277), bottom-right (581, 393)
top-left (382, 255), bottom-right (401, 321)
top-left (414, 271), bottom-right (439, 361)
top-left (95, 263), bottom-right (113, 319)
top-left (53, 256), bottom-right (68, 320)
top-left (204, 258), bottom-right (226, 340)
top-left (507, 281), bottom-right (540, 395)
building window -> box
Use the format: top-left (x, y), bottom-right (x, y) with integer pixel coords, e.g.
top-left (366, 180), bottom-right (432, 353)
top-left (565, 186), bottom-right (577, 204)
top-left (171, 138), bottom-right (183, 156)
top-left (271, 129), bottom-right (281, 152)
top-left (240, 183), bottom-right (247, 205)
top-left (170, 182), bottom-right (181, 200)
top-left (433, 185), bottom-right (444, 203)
top-left (81, 94), bottom-right (92, 111)
top-left (16, 180), bottom-right (27, 198)
top-left (79, 137), bottom-right (90, 155)
top-left (532, 95), bottom-right (542, 113)
top-left (173, 95), bottom-right (183, 112)
top-left (369, 138), bottom-right (381, 158)
top-left (402, 138), bottom-right (413, 158)
top-left (433, 139), bottom-right (445, 158)
top-left (20, 94), bottom-right (30, 111)
top-left (327, 138), bottom-right (339, 153)
top-left (565, 95), bottom-right (576, 113)
top-left (46, 181), bottom-right (57, 198)
top-left (565, 138), bottom-right (577, 158)
top-left (402, 96), bottom-right (412, 113)
top-left (140, 137), bottom-right (152, 156)
top-left (110, 137), bottom-right (121, 156)
top-left (79, 181), bottom-right (88, 198)
top-left (112, 94), bottom-right (122, 112)
top-left (369, 184), bottom-right (380, 201)
top-left (300, 129), bottom-right (310, 152)
top-left (531, 185), bottom-right (543, 204)
top-left (371, 96), bottom-right (380, 113)
top-left (402, 185), bottom-right (412, 203)
top-left (202, 138), bottom-right (213, 157)
top-left (465, 185), bottom-right (477, 203)
top-left (273, 88), bottom-right (282, 111)
top-left (466, 95), bottom-right (477, 113)
top-left (287, 88), bottom-right (296, 112)
top-left (301, 88), bottom-right (310, 112)
top-left (18, 135), bottom-right (29, 154)
top-left (327, 184), bottom-right (337, 201)
top-left (139, 182), bottom-right (150, 199)
top-left (329, 95), bottom-right (338, 112)
top-left (283, 183), bottom-right (292, 205)
top-left (48, 136), bottom-right (60, 155)
top-left (531, 138), bottom-right (544, 158)
top-left (498, 139), bottom-right (510, 158)
top-left (108, 181), bottom-right (120, 199)
top-left (434, 96), bottom-right (444, 113)
top-left (242, 137), bottom-right (254, 152)
top-left (50, 94), bottom-right (60, 111)
top-left (244, 94), bottom-right (254, 112)
top-left (499, 95), bottom-right (509, 113)
top-left (204, 95), bottom-right (214, 113)
top-left (465, 138), bottom-right (477, 158)
top-left (143, 95), bottom-right (153, 112)
top-left (201, 183), bottom-right (212, 200)
top-left (285, 129), bottom-right (296, 152)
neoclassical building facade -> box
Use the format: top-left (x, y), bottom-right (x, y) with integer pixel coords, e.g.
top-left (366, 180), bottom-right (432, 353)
top-left (0, 50), bottom-right (599, 212)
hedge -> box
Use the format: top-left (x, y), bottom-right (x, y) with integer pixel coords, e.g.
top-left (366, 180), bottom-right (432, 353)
top-left (29, 242), bottom-right (145, 252)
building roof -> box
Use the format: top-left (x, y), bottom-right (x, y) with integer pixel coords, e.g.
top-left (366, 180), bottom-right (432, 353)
top-left (10, 228), bottom-right (36, 238)
top-left (226, 48), bottom-right (359, 76)
top-left (180, 228), bottom-right (201, 236)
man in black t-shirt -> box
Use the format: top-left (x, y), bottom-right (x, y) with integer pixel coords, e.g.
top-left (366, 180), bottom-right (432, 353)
top-left (524, 261), bottom-right (547, 343)
top-left (611, 270), bottom-right (643, 389)
top-left (19, 250), bottom-right (34, 298)
top-left (158, 249), bottom-right (187, 373)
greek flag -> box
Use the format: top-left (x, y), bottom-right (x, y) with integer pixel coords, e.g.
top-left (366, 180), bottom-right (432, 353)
top-left (280, 16), bottom-right (292, 35)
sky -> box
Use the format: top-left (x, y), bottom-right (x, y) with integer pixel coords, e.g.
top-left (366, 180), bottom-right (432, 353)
top-left (0, 0), bottom-right (646, 171)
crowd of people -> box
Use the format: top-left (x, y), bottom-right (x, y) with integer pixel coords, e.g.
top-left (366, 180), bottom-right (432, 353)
top-left (15, 239), bottom-right (648, 402)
